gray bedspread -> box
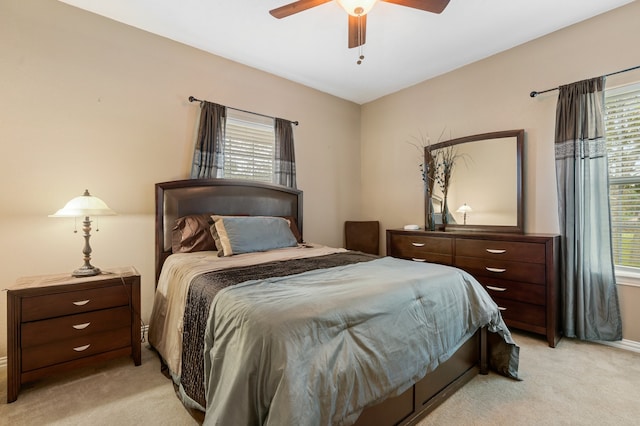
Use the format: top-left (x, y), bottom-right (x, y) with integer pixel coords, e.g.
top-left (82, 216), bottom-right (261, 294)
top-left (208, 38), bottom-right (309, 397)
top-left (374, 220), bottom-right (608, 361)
top-left (181, 252), bottom-right (378, 408)
top-left (201, 256), bottom-right (519, 426)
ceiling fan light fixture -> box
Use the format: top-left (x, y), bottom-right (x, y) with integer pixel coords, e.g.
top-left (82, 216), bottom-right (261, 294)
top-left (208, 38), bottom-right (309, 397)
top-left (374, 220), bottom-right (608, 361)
top-left (337, 0), bottom-right (377, 16)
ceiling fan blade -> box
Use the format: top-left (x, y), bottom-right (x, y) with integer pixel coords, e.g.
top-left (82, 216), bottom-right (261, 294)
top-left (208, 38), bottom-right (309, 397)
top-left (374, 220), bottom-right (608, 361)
top-left (348, 14), bottom-right (367, 48)
top-left (382, 0), bottom-right (450, 14)
top-left (269, 0), bottom-right (332, 19)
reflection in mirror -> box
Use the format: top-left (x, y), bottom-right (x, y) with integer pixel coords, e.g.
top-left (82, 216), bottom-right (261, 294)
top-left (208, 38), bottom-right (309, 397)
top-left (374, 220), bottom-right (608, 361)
top-left (426, 130), bottom-right (524, 233)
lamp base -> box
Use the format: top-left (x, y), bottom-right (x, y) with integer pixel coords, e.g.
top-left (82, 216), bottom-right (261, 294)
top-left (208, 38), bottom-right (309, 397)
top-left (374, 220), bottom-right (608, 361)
top-left (72, 264), bottom-right (101, 277)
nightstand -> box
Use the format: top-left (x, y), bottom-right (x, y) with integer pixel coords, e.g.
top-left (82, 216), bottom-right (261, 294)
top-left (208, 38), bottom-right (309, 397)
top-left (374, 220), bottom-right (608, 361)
top-left (6, 266), bottom-right (141, 403)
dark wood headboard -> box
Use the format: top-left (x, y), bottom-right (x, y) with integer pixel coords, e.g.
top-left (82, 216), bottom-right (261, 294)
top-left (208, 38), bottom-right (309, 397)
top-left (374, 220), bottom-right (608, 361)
top-left (155, 179), bottom-right (303, 283)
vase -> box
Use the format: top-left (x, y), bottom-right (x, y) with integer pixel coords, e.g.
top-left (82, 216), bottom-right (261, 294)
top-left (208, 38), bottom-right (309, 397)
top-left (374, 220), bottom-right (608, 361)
top-left (442, 195), bottom-right (449, 228)
top-left (425, 196), bottom-right (436, 231)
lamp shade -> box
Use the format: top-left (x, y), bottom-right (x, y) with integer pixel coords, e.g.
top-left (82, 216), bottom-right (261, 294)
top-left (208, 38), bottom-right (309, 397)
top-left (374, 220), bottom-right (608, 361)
top-left (456, 203), bottom-right (473, 213)
top-left (337, 0), bottom-right (378, 16)
top-left (50, 190), bottom-right (116, 217)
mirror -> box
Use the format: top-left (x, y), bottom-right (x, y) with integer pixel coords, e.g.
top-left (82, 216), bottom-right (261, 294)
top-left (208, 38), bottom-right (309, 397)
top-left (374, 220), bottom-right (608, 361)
top-left (425, 129), bottom-right (524, 233)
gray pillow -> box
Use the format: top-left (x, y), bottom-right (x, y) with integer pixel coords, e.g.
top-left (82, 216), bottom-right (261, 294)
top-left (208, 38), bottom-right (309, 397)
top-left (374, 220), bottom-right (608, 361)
top-left (211, 215), bottom-right (298, 256)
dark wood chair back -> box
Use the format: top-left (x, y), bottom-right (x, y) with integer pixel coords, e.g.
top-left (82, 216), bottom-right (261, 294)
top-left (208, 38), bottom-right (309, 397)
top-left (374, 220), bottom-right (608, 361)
top-left (344, 221), bottom-right (380, 255)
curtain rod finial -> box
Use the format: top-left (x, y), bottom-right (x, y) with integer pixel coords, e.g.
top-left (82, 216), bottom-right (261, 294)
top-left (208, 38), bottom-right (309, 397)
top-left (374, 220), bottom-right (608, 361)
top-left (530, 91), bottom-right (539, 98)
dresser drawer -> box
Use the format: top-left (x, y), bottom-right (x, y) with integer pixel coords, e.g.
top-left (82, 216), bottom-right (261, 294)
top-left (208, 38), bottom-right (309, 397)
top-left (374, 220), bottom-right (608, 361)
top-left (21, 327), bottom-right (132, 372)
top-left (456, 239), bottom-right (546, 264)
top-left (455, 256), bottom-right (546, 284)
top-left (493, 297), bottom-right (546, 329)
top-left (21, 306), bottom-right (132, 348)
top-left (21, 284), bottom-right (130, 322)
top-left (476, 277), bottom-right (545, 306)
top-left (388, 234), bottom-right (453, 265)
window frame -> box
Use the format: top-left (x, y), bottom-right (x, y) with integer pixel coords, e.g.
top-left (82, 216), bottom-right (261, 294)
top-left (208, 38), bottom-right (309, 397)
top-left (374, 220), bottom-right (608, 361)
top-left (605, 81), bottom-right (640, 275)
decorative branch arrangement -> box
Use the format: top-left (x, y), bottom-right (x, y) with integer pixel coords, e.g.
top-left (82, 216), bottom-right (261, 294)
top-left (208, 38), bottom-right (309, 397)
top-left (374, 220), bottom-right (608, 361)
top-left (408, 133), bottom-right (436, 194)
top-left (408, 130), bottom-right (446, 230)
top-left (433, 145), bottom-right (460, 225)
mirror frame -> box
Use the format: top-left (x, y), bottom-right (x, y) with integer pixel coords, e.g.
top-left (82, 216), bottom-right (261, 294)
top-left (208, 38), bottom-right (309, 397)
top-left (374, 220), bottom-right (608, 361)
top-left (425, 129), bottom-right (525, 234)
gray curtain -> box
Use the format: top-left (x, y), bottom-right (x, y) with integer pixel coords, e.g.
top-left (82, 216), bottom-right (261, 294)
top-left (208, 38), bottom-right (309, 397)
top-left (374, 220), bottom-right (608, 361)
top-left (554, 77), bottom-right (622, 341)
top-left (274, 118), bottom-right (297, 188)
top-left (190, 101), bottom-right (226, 179)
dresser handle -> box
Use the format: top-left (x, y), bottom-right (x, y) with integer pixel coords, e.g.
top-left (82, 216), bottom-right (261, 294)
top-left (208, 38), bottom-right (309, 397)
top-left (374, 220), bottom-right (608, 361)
top-left (486, 267), bottom-right (506, 273)
top-left (72, 300), bottom-right (90, 306)
top-left (486, 285), bottom-right (507, 292)
top-left (498, 307), bottom-right (507, 311)
top-left (411, 258), bottom-right (427, 262)
top-left (73, 344), bottom-right (91, 352)
top-left (486, 249), bottom-right (506, 254)
top-left (72, 322), bottom-right (91, 330)
top-left (411, 242), bottom-right (425, 247)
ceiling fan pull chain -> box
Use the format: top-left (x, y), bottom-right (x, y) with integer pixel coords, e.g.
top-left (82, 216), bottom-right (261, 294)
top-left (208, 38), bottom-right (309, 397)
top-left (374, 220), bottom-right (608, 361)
top-left (357, 14), bottom-right (364, 65)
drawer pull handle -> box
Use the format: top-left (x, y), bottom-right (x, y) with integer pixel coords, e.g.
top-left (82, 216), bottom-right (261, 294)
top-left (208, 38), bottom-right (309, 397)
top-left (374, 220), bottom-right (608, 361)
top-left (72, 322), bottom-right (91, 330)
top-left (498, 307), bottom-right (507, 311)
top-left (73, 300), bottom-right (90, 306)
top-left (486, 285), bottom-right (507, 292)
top-left (486, 249), bottom-right (506, 254)
top-left (411, 242), bottom-right (425, 247)
top-left (486, 267), bottom-right (506, 273)
top-left (411, 258), bottom-right (427, 262)
top-left (73, 344), bottom-right (91, 352)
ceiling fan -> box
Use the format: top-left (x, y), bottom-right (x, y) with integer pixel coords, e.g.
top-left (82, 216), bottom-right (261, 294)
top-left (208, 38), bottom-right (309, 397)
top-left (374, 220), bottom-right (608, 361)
top-left (270, 0), bottom-right (450, 60)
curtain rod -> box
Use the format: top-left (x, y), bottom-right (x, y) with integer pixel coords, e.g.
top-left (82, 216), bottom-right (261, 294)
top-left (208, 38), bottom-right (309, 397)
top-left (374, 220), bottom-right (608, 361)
top-left (188, 96), bottom-right (299, 126)
top-left (529, 64), bottom-right (640, 98)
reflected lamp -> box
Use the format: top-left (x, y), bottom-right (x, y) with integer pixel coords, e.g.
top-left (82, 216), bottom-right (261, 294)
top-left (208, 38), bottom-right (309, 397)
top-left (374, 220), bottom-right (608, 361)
top-left (456, 203), bottom-right (473, 225)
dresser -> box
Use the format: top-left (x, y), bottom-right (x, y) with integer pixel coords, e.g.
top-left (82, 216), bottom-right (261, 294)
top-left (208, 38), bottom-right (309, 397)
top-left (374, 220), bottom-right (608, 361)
top-left (387, 230), bottom-right (561, 347)
top-left (6, 267), bottom-right (141, 402)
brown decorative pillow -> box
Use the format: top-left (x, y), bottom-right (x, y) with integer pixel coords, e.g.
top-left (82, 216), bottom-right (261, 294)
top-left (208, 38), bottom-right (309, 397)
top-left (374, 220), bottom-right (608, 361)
top-left (281, 216), bottom-right (303, 243)
top-left (171, 214), bottom-right (216, 253)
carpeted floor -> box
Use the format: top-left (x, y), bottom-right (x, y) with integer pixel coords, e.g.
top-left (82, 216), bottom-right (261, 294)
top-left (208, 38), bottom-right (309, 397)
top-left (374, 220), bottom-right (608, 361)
top-left (1, 331), bottom-right (639, 425)
top-left (418, 332), bottom-right (640, 425)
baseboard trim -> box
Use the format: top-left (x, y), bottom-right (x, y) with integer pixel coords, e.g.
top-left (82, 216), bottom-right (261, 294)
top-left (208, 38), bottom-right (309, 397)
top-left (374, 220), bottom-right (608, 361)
top-left (598, 338), bottom-right (640, 353)
top-left (0, 324), bottom-right (150, 369)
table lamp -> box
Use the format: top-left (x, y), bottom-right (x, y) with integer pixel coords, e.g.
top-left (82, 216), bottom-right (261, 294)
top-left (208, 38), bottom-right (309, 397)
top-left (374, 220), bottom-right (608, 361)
top-left (50, 190), bottom-right (116, 277)
top-left (456, 203), bottom-right (473, 225)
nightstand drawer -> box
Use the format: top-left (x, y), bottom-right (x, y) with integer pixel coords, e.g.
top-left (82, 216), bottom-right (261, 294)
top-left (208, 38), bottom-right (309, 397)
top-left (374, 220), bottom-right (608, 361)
top-left (21, 306), bottom-right (132, 348)
top-left (456, 239), bottom-right (546, 263)
top-left (22, 327), bottom-right (131, 372)
top-left (21, 284), bottom-right (130, 322)
top-left (455, 256), bottom-right (546, 284)
top-left (388, 234), bottom-right (453, 265)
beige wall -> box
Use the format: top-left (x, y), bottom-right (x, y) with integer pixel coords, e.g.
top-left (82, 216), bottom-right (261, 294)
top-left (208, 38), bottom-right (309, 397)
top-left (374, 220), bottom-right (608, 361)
top-left (360, 1), bottom-right (640, 342)
top-left (0, 0), bottom-right (362, 357)
top-left (1, 0), bottom-right (639, 359)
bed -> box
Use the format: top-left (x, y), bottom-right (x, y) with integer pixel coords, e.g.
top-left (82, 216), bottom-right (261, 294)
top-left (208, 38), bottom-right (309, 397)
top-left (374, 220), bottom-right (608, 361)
top-left (150, 178), bottom-right (519, 426)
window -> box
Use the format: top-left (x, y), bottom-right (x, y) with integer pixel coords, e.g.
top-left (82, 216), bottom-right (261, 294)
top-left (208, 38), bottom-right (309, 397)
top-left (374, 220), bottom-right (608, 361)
top-left (223, 109), bottom-right (275, 183)
top-left (605, 82), bottom-right (640, 269)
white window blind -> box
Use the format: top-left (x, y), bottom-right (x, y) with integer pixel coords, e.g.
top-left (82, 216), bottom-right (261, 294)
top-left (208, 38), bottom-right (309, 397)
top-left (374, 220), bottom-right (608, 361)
top-left (223, 109), bottom-right (275, 183)
top-left (605, 82), bottom-right (640, 268)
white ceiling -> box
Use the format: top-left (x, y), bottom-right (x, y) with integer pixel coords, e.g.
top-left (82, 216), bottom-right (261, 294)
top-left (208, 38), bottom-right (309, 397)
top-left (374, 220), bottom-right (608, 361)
top-left (59, 0), bottom-right (634, 104)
